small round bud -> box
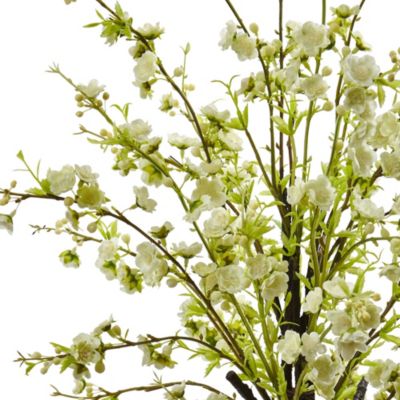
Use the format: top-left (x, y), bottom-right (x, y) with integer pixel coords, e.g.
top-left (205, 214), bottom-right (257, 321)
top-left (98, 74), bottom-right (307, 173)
top-left (323, 101), bottom-right (334, 112)
top-left (249, 22), bottom-right (259, 35)
top-left (111, 146), bottom-right (119, 154)
top-left (100, 129), bottom-right (109, 137)
top-left (166, 278), bottom-right (178, 288)
top-left (53, 357), bottom-right (61, 365)
top-left (75, 111), bottom-right (84, 118)
top-left (77, 101), bottom-right (84, 108)
top-left (163, 177), bottom-right (174, 187)
top-left (322, 66), bottom-right (332, 76)
top-left (261, 44), bottom-right (276, 58)
top-left (388, 73), bottom-right (395, 82)
top-left (102, 92), bottom-right (110, 101)
top-left (336, 4), bottom-right (352, 18)
top-left (110, 325), bottom-right (121, 337)
top-left (221, 301), bottom-right (231, 312)
top-left (184, 83), bottom-right (195, 91)
top-left (336, 105), bottom-right (347, 116)
top-left (335, 139), bottom-right (344, 151)
top-left (95, 99), bottom-right (103, 107)
top-left (64, 197), bottom-right (74, 207)
top-left (364, 222), bottom-right (375, 235)
top-left (121, 233), bottom-right (130, 245)
top-left (342, 46), bottom-right (351, 58)
top-left (371, 292), bottom-right (381, 301)
top-left (87, 222), bottom-right (97, 233)
top-left (392, 101), bottom-right (400, 113)
top-left (173, 67), bottom-right (184, 77)
top-left (31, 352), bottom-right (42, 358)
top-left (381, 227), bottom-right (390, 238)
top-left (95, 360), bottom-right (105, 374)
top-left (75, 93), bottom-right (84, 102)
top-left (10, 180), bottom-right (17, 189)
top-left (272, 39), bottom-right (282, 50)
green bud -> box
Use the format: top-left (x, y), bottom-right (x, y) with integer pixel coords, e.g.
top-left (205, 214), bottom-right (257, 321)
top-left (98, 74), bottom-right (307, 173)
top-left (95, 360), bottom-right (105, 374)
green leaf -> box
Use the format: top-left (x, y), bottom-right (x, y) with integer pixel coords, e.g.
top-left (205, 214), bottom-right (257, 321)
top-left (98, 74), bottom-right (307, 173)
top-left (242, 105), bottom-right (249, 127)
top-left (272, 116), bottom-right (292, 135)
top-left (380, 332), bottom-right (400, 346)
top-left (377, 84), bottom-right (386, 107)
top-left (16, 150), bottom-right (25, 162)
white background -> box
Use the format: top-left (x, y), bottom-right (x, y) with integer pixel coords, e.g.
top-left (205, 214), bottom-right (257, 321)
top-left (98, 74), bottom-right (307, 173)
top-left (0, 0), bottom-right (399, 399)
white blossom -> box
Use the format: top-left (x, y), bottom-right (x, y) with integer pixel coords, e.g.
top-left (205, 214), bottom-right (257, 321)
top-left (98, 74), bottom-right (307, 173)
top-left (380, 264), bottom-right (400, 283)
top-left (231, 33), bottom-right (257, 60)
top-left (327, 310), bottom-right (352, 335)
top-left (134, 51), bottom-right (157, 83)
top-left (348, 140), bottom-right (376, 177)
top-left (203, 208), bottom-right (231, 238)
top-left (119, 119), bottom-right (152, 142)
top-left (138, 22), bottom-right (164, 39)
top-left (369, 112), bottom-right (400, 149)
top-left (323, 277), bottom-right (351, 299)
top-left (366, 359), bottom-right (397, 388)
top-left (292, 21), bottom-right (330, 57)
top-left (337, 330), bottom-right (368, 360)
top-left (47, 165), bottom-right (76, 195)
top-left (278, 330), bottom-right (301, 364)
top-left (299, 74), bottom-right (329, 100)
top-left (381, 150), bottom-right (400, 180)
top-left (303, 287), bottom-right (323, 313)
top-left (261, 271), bottom-right (289, 300)
top-left (247, 254), bottom-right (270, 280)
top-left (70, 333), bottom-right (101, 364)
top-left (75, 165), bottom-right (99, 184)
top-left (287, 180), bottom-right (306, 206)
top-left (353, 196), bottom-right (384, 221)
top-left (136, 242), bottom-right (168, 286)
top-left (77, 79), bottom-right (105, 98)
top-left (308, 355), bottom-right (341, 399)
top-left (134, 186), bottom-right (157, 212)
top-left (342, 54), bottom-right (380, 87)
top-left (168, 133), bottom-right (199, 150)
top-left (0, 213), bottom-right (13, 234)
top-left (301, 332), bottom-right (326, 362)
top-left (343, 87), bottom-right (370, 115)
top-left (305, 175), bottom-right (335, 210)
top-left (171, 241), bottom-right (202, 258)
top-left (216, 265), bottom-right (249, 294)
top-left (201, 104), bottom-right (230, 122)
top-left (218, 21), bottom-right (237, 50)
top-left (218, 130), bottom-right (243, 151)
top-left (191, 177), bottom-right (227, 210)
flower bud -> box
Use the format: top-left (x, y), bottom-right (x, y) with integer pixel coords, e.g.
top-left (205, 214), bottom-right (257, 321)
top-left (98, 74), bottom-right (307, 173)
top-left (102, 92), bottom-right (110, 101)
top-left (121, 233), bottom-right (130, 245)
top-left (371, 292), bottom-right (381, 301)
top-left (75, 93), bottom-right (84, 102)
top-left (261, 44), bottom-right (276, 58)
top-left (322, 66), bottom-right (332, 76)
top-left (336, 105), bottom-right (347, 116)
top-left (87, 222), bottom-right (97, 233)
top-left (10, 180), bottom-right (17, 189)
top-left (64, 197), bottom-right (74, 207)
top-left (342, 46), bottom-right (351, 57)
top-left (249, 22), bottom-right (259, 35)
top-left (336, 4), bottom-right (352, 18)
top-left (381, 227), bottom-right (390, 238)
top-left (173, 67), bottom-right (184, 77)
top-left (95, 360), bottom-right (105, 374)
top-left (323, 101), bottom-right (334, 111)
top-left (166, 278), bottom-right (178, 288)
top-left (335, 139), bottom-right (344, 151)
top-left (76, 111), bottom-right (84, 118)
top-left (364, 223), bottom-right (375, 235)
